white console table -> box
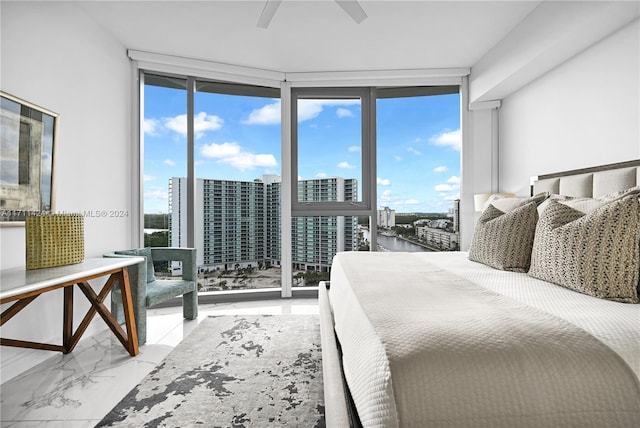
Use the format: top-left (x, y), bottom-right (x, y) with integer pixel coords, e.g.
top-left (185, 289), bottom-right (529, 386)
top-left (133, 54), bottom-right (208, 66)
top-left (0, 257), bottom-right (144, 356)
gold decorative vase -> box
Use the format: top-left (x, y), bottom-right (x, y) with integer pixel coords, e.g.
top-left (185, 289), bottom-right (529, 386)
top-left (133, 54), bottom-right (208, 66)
top-left (26, 213), bottom-right (84, 269)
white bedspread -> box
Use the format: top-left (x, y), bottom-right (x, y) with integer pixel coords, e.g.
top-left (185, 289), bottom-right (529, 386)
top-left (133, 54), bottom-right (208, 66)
top-left (329, 251), bottom-right (640, 428)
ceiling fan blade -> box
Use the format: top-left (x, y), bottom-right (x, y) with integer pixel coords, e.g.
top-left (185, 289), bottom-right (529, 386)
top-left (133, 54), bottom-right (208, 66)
top-left (335, 0), bottom-right (368, 24)
top-left (257, 0), bottom-right (282, 29)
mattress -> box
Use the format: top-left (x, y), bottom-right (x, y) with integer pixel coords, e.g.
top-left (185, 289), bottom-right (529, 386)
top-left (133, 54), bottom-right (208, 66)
top-left (329, 251), bottom-right (640, 428)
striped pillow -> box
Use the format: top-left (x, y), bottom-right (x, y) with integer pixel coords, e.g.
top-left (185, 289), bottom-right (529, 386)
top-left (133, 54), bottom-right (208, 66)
top-left (528, 197), bottom-right (640, 303)
top-left (469, 202), bottom-right (539, 272)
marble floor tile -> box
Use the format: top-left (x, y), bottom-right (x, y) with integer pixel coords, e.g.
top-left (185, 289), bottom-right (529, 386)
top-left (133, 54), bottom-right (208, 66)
top-left (0, 298), bottom-right (319, 427)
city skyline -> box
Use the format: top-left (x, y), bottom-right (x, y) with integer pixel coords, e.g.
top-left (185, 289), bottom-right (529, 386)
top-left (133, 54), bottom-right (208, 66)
top-left (143, 84), bottom-right (461, 214)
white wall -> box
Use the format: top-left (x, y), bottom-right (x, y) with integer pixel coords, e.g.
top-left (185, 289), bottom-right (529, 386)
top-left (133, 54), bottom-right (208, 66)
top-left (470, 1), bottom-right (639, 104)
top-left (460, 105), bottom-right (496, 250)
top-left (499, 19), bottom-right (640, 195)
top-left (0, 2), bottom-right (133, 381)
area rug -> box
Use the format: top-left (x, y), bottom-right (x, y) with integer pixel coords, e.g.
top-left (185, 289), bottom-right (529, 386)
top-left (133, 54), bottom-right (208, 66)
top-left (96, 314), bottom-right (325, 427)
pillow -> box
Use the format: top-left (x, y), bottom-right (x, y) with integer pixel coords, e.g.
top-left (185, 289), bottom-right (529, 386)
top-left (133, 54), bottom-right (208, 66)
top-left (528, 197), bottom-right (640, 303)
top-left (536, 193), bottom-right (571, 214)
top-left (468, 201), bottom-right (539, 272)
top-left (560, 185), bottom-right (640, 212)
top-left (488, 192), bottom-right (548, 214)
top-left (115, 247), bottom-right (156, 283)
top-left (538, 185), bottom-right (640, 215)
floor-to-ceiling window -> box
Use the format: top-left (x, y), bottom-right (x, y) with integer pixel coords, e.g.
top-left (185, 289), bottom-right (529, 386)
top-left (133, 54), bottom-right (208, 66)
top-left (143, 74), bottom-right (282, 291)
top-left (289, 87), bottom-right (461, 287)
top-left (192, 81), bottom-right (281, 291)
top-left (375, 87), bottom-right (461, 252)
top-left (142, 74), bottom-right (188, 276)
top-left (141, 70), bottom-right (461, 296)
top-left (291, 88), bottom-right (370, 286)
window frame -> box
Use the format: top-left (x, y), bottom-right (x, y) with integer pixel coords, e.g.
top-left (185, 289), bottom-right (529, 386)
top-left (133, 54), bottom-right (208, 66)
top-left (134, 51), bottom-right (468, 298)
top-left (290, 87), bottom-right (376, 216)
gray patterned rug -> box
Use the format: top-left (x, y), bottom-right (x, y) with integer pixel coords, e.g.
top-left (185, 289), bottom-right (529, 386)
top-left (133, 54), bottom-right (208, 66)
top-left (96, 314), bottom-right (325, 427)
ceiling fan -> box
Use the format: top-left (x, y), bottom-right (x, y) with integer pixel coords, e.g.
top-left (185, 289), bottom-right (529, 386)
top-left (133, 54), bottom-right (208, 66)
top-left (257, 0), bottom-right (368, 29)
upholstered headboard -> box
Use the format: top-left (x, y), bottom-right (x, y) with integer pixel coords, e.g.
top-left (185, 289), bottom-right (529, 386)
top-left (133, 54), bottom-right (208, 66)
top-left (532, 160), bottom-right (640, 198)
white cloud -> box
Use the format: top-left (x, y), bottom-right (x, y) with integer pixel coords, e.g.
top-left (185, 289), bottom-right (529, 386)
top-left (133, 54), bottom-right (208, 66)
top-left (193, 112), bottom-right (223, 133)
top-left (435, 175), bottom-right (460, 192)
top-left (336, 108), bottom-right (354, 118)
top-left (338, 161), bottom-right (356, 169)
top-left (377, 177), bottom-right (391, 186)
top-left (200, 141), bottom-right (277, 171)
top-left (162, 112), bottom-right (223, 138)
top-left (405, 199), bottom-right (419, 205)
top-left (163, 159), bottom-right (176, 167)
top-left (244, 99), bottom-right (360, 125)
top-left (299, 99), bottom-right (359, 122)
top-left (433, 165), bottom-right (448, 173)
top-left (244, 102), bottom-right (280, 125)
top-left (380, 190), bottom-right (392, 202)
top-left (435, 184), bottom-right (457, 192)
top-left (348, 145), bottom-right (360, 153)
top-left (144, 187), bottom-right (168, 200)
top-left (430, 128), bottom-right (461, 151)
top-left (143, 118), bottom-right (160, 135)
top-left (435, 176), bottom-right (461, 196)
top-left (143, 174), bottom-right (155, 182)
top-left (201, 142), bottom-right (240, 158)
top-left (393, 155), bottom-right (403, 162)
top-left (407, 147), bottom-right (422, 156)
top-left (297, 101), bottom-right (324, 122)
top-left (316, 172), bottom-right (328, 178)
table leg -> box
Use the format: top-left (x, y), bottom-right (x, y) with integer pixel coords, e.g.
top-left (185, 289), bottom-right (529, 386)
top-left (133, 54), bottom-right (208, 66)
top-left (63, 286), bottom-right (73, 353)
top-left (76, 269), bottom-right (138, 356)
top-left (118, 268), bottom-right (139, 356)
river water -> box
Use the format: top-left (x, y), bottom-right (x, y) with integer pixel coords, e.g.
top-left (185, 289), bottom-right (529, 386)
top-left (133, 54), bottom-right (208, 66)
top-left (362, 230), bottom-right (432, 252)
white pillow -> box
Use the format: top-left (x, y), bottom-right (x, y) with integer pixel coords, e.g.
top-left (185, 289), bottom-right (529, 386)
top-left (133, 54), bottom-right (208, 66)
top-left (538, 186), bottom-right (640, 215)
top-left (486, 192), bottom-right (548, 213)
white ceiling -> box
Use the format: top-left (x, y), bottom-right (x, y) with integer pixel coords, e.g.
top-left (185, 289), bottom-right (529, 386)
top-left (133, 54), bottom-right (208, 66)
top-left (78, 0), bottom-right (542, 73)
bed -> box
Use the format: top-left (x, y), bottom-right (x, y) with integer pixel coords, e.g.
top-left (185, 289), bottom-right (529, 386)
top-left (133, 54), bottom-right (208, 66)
top-left (319, 160), bottom-right (640, 427)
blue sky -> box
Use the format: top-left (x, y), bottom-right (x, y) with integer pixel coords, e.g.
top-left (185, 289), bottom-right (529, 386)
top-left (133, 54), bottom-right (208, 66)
top-left (143, 85), bottom-right (460, 214)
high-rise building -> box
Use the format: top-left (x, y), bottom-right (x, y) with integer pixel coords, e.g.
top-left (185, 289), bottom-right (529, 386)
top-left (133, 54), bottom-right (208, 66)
top-left (452, 199), bottom-right (460, 233)
top-left (169, 175), bottom-right (358, 273)
top-left (377, 206), bottom-right (396, 227)
top-left (292, 177), bottom-right (358, 272)
top-left (169, 177), bottom-right (265, 270)
top-left (263, 174), bottom-right (281, 268)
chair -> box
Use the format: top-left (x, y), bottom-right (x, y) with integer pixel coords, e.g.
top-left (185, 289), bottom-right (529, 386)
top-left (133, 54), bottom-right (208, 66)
top-left (104, 247), bottom-right (198, 345)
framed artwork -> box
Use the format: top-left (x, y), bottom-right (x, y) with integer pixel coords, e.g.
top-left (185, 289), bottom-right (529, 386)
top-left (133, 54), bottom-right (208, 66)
top-left (0, 92), bottom-right (58, 225)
